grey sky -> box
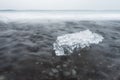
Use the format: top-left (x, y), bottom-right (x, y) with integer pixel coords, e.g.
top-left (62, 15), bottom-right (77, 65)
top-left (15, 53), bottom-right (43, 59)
top-left (0, 0), bottom-right (120, 10)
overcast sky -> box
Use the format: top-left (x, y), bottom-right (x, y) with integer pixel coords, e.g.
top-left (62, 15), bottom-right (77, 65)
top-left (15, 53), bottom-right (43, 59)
top-left (0, 0), bottom-right (120, 10)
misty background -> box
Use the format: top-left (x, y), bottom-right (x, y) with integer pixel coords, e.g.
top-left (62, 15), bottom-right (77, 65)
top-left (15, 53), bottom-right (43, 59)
top-left (0, 0), bottom-right (120, 10)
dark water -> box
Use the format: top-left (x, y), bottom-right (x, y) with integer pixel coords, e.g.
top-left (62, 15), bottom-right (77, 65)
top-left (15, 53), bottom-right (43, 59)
top-left (0, 20), bottom-right (120, 80)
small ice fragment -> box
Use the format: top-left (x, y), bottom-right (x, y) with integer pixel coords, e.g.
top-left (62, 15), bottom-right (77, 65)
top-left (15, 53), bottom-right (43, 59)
top-left (53, 29), bottom-right (104, 56)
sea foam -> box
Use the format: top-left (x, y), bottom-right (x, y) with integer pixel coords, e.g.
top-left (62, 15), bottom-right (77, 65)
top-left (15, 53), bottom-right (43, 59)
top-left (53, 30), bottom-right (104, 56)
top-left (0, 12), bottom-right (120, 22)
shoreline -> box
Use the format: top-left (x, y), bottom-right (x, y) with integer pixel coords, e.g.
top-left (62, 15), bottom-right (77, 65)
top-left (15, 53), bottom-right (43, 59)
top-left (0, 20), bottom-right (120, 80)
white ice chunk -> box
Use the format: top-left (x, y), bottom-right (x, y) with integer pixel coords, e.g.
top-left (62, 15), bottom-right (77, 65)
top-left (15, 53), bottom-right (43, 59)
top-left (53, 29), bottom-right (104, 56)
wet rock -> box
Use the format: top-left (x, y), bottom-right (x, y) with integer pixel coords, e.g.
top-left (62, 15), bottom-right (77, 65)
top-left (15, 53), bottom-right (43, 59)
top-left (62, 64), bottom-right (67, 67)
top-left (51, 68), bottom-right (59, 73)
top-left (56, 65), bottom-right (61, 69)
top-left (35, 62), bottom-right (39, 65)
top-left (71, 69), bottom-right (77, 76)
top-left (0, 75), bottom-right (5, 80)
top-left (48, 72), bottom-right (54, 76)
top-left (63, 71), bottom-right (71, 76)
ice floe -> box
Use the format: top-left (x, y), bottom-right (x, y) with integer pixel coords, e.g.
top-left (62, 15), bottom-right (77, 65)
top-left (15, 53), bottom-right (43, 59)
top-left (53, 29), bottom-right (104, 56)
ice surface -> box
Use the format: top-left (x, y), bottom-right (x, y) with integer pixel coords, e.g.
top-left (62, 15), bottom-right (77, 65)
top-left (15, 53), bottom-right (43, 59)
top-left (53, 30), bottom-right (104, 56)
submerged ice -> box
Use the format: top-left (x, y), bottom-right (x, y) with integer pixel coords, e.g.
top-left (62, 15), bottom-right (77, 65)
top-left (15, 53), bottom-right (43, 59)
top-left (53, 30), bottom-right (104, 56)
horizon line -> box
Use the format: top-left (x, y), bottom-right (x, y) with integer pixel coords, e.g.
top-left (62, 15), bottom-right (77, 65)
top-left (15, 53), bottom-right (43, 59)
top-left (0, 9), bottom-right (120, 11)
